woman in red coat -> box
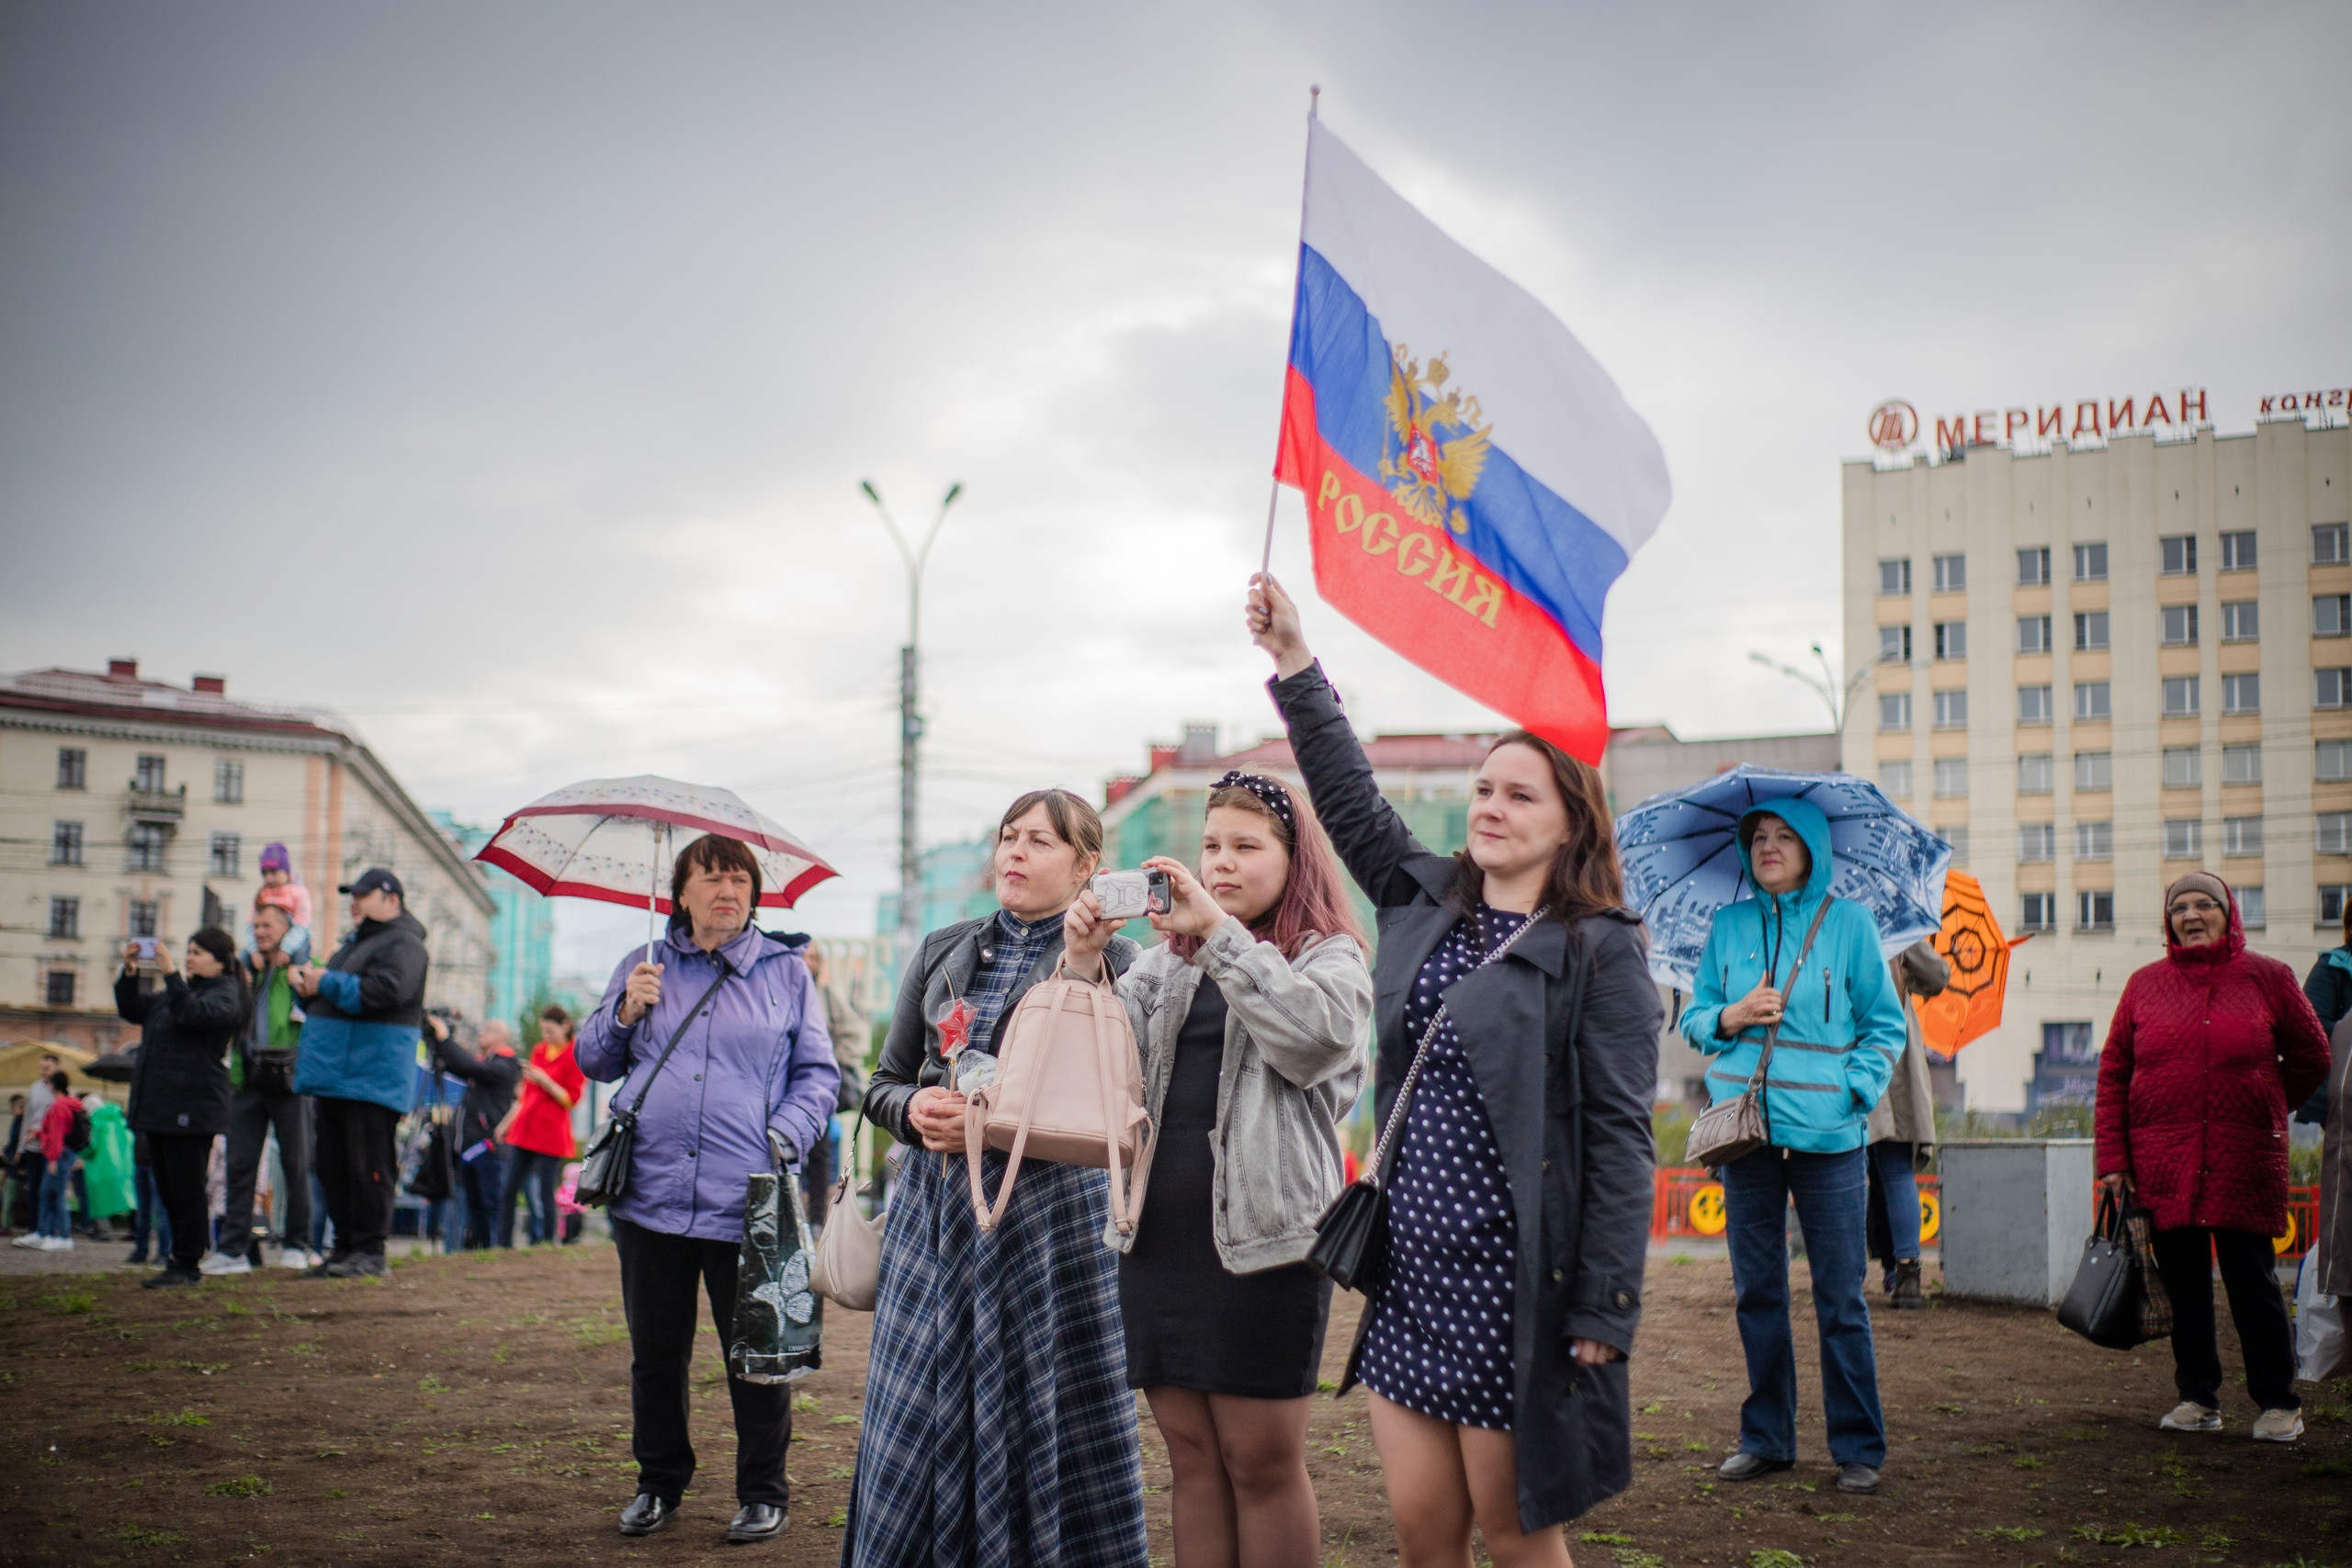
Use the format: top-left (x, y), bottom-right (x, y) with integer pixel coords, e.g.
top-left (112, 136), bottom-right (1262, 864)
top-left (2095, 872), bottom-right (2329, 1443)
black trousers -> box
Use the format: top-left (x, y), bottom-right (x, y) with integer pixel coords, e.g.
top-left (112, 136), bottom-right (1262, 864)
top-left (613, 1216), bottom-right (792, 1508)
top-left (2151, 1225), bottom-right (2299, 1413)
top-left (220, 1087), bottom-right (311, 1260)
top-left (147, 1131), bottom-right (213, 1273)
top-left (313, 1098), bottom-right (400, 1258)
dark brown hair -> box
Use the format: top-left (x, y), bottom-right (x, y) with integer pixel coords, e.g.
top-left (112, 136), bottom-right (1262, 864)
top-left (1445, 730), bottom-right (1626, 923)
top-left (539, 1002), bottom-right (573, 1032)
top-left (671, 833), bottom-right (763, 908)
top-left (1168, 783), bottom-right (1367, 962)
top-left (997, 788), bottom-right (1104, 869)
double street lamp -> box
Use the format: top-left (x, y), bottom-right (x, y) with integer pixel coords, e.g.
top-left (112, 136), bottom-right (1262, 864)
top-left (860, 479), bottom-right (964, 968)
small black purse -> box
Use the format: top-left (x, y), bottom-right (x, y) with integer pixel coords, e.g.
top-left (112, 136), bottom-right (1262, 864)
top-left (575, 961), bottom-right (734, 1209)
top-left (1307, 910), bottom-right (1546, 1292)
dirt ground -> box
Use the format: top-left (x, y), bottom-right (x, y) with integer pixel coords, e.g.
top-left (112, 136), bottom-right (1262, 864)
top-left (2, 1244), bottom-right (2347, 1567)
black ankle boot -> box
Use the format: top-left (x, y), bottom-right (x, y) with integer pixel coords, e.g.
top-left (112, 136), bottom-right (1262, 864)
top-left (1891, 1258), bottom-right (1925, 1310)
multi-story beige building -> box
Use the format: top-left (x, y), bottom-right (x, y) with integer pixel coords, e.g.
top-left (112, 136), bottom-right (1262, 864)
top-left (0, 660), bottom-right (497, 1053)
top-left (1844, 416), bottom-right (2352, 1112)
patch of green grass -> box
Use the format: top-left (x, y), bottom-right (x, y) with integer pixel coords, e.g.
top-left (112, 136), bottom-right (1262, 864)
top-left (794, 1393), bottom-right (822, 1412)
top-left (829, 1414), bottom-right (857, 1426)
top-left (218, 1298), bottom-right (251, 1317)
top-left (2060, 1426), bottom-right (2098, 1440)
top-left (2306, 1460), bottom-right (2352, 1478)
top-left (206, 1475), bottom-right (273, 1498)
top-left (2013, 1453), bottom-right (2048, 1470)
top-left (1668, 1253), bottom-right (1693, 1266)
top-left (325, 1489), bottom-right (347, 1500)
top-left (1977, 1526), bottom-right (2046, 1541)
top-left (1748, 1551), bottom-right (1804, 1568)
top-left (2075, 1522), bottom-right (2183, 1547)
top-left (151, 1409), bottom-right (211, 1427)
top-left (1615, 1553), bottom-right (1666, 1568)
top-left (1580, 1534), bottom-right (1634, 1547)
top-left (824, 1507), bottom-right (848, 1528)
top-left (416, 1375), bottom-right (448, 1393)
top-left (1315, 1377), bottom-right (1337, 1393)
top-left (44, 1288), bottom-right (97, 1314)
top-left (119, 1525), bottom-right (186, 1548)
top-left (826, 1465), bottom-right (855, 1480)
top-left (490, 1344), bottom-right (510, 1364)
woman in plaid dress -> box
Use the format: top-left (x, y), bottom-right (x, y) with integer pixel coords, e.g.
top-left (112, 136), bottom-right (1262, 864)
top-left (844, 789), bottom-right (1148, 1567)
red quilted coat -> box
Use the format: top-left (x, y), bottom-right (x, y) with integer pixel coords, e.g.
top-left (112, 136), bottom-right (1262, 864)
top-left (2094, 885), bottom-right (2330, 1235)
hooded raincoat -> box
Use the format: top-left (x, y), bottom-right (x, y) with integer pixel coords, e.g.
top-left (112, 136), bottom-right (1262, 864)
top-left (1679, 799), bottom-right (1907, 1154)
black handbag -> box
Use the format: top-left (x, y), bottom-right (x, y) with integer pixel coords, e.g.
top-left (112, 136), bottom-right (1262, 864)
top-left (729, 1130), bottom-right (824, 1383)
top-left (2058, 1193), bottom-right (2153, 1349)
top-left (574, 961), bottom-right (734, 1209)
top-left (405, 1103), bottom-right (457, 1203)
top-left (1307, 909), bottom-right (1546, 1292)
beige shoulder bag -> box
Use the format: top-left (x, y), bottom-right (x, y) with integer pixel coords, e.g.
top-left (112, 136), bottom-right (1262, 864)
top-left (808, 1110), bottom-right (884, 1311)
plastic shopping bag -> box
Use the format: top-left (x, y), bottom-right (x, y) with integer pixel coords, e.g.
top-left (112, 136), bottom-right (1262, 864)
top-left (728, 1137), bottom-right (823, 1385)
top-left (2296, 1251), bottom-right (2352, 1384)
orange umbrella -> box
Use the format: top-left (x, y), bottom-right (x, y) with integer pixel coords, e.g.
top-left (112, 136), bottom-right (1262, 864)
top-left (1915, 870), bottom-right (2030, 1056)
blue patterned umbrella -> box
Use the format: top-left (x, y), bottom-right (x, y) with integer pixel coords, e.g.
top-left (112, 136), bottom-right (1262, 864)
top-left (1614, 764), bottom-right (1951, 989)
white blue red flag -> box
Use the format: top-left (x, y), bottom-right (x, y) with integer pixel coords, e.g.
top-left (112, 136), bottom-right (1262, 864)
top-left (1275, 118), bottom-right (1670, 763)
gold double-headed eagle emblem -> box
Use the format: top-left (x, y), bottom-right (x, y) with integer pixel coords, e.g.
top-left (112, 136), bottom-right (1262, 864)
top-left (1379, 345), bottom-right (1491, 536)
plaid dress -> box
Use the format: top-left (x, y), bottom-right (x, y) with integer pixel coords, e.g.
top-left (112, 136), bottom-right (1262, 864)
top-left (842, 913), bottom-right (1148, 1568)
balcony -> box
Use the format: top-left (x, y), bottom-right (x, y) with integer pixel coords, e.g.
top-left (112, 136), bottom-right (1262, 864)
top-left (125, 783), bottom-right (187, 823)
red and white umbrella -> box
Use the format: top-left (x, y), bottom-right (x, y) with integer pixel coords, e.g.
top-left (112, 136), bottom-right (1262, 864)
top-left (473, 775), bottom-right (838, 958)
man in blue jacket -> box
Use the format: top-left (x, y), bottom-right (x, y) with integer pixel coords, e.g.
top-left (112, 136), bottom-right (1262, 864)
top-left (290, 868), bottom-right (429, 1280)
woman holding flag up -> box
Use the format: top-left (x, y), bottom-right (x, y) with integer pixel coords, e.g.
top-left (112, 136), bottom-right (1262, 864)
top-left (1248, 575), bottom-right (1659, 1563)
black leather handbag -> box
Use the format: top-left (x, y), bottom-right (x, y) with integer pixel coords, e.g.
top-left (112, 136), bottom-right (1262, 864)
top-left (1307, 910), bottom-right (1545, 1292)
top-left (2057, 1193), bottom-right (2153, 1349)
top-left (574, 962), bottom-right (733, 1209)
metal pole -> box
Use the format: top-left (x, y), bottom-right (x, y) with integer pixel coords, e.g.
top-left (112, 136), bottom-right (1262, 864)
top-left (863, 481), bottom-right (963, 976)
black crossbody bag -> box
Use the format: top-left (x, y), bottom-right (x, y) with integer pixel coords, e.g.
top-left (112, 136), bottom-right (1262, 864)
top-left (575, 960), bottom-right (735, 1209)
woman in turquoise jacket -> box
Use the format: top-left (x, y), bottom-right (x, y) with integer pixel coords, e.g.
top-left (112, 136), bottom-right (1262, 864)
top-left (1679, 798), bottom-right (1907, 1496)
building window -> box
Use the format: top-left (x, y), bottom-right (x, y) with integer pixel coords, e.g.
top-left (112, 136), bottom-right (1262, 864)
top-left (2018, 684), bottom-right (2053, 724)
top-left (2318, 596), bottom-right (2352, 638)
top-left (2238, 886), bottom-right (2267, 929)
top-left (134, 754), bottom-right (166, 793)
top-left (2222, 672), bottom-right (2260, 715)
top-left (2160, 604), bottom-right (2199, 646)
top-left (1931, 690), bottom-right (1967, 729)
top-left (1933, 621), bottom-right (1966, 660)
top-left (1879, 558), bottom-right (1911, 595)
top-left (44, 972), bottom-right (75, 1009)
top-left (2221, 530), bottom-right (2257, 571)
top-left (2077, 890), bottom-right (2116, 931)
top-left (2324, 739), bottom-right (2352, 783)
top-left (2018, 753), bottom-right (2053, 795)
top-left (2324, 886), bottom-right (2352, 927)
top-left (214, 759), bottom-right (243, 805)
top-left (1879, 761), bottom-right (1913, 798)
top-left (1878, 625), bottom-right (1912, 663)
top-left (2163, 747), bottom-right (2202, 789)
top-left (2222, 601), bottom-right (2260, 641)
top-left (128, 899), bottom-right (158, 938)
top-left (2017, 615), bottom-right (2052, 655)
top-left (2018, 547), bottom-right (2051, 586)
top-left (209, 832), bottom-right (241, 876)
top-left (2018, 823), bottom-right (2055, 863)
top-left (2076, 820), bottom-right (2113, 861)
top-left (56, 748), bottom-right (85, 790)
top-left (2074, 542), bottom-right (2109, 582)
top-left (2320, 812), bottom-right (2352, 856)
top-left (2075, 750), bottom-right (2112, 792)
top-left (2164, 818), bottom-right (2203, 859)
top-left (2318, 669), bottom-right (2352, 710)
top-left (48, 897), bottom-right (78, 940)
top-left (1932, 554), bottom-right (1966, 592)
top-left (2222, 743), bottom-right (2262, 785)
top-left (2160, 535), bottom-right (2198, 575)
top-left (1879, 693), bottom-right (1911, 731)
top-left (2162, 676), bottom-right (2200, 717)
top-left (2316, 524), bottom-right (2350, 566)
top-left (128, 822), bottom-right (167, 872)
top-left (2222, 816), bottom-right (2262, 857)
top-left (2074, 611), bottom-right (2110, 651)
top-left (2075, 682), bottom-right (2111, 721)
top-left (2020, 892), bottom-right (2057, 931)
top-left (1933, 758), bottom-right (1968, 797)
top-left (50, 821), bottom-right (84, 866)
top-left (1935, 826), bottom-right (1968, 866)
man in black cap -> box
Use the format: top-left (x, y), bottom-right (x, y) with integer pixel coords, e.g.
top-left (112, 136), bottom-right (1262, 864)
top-left (289, 868), bottom-right (429, 1279)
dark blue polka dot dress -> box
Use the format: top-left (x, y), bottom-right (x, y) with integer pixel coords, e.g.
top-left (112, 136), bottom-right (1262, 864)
top-left (1359, 906), bottom-right (1527, 1430)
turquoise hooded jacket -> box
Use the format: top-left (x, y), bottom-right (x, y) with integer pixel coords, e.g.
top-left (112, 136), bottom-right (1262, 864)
top-left (1678, 797), bottom-right (1908, 1155)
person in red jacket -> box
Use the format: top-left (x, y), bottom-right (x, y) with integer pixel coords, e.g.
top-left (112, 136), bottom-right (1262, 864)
top-left (2096, 872), bottom-right (2330, 1443)
top-left (499, 1004), bottom-right (585, 1246)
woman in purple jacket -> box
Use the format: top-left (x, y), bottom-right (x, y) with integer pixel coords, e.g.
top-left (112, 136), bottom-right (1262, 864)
top-left (575, 833), bottom-right (840, 1548)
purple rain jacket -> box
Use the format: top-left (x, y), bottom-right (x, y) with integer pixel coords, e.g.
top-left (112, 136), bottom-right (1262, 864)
top-left (575, 918), bottom-right (840, 1244)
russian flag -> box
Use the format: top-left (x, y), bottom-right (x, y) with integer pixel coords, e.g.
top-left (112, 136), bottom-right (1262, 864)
top-left (1275, 119), bottom-right (1670, 764)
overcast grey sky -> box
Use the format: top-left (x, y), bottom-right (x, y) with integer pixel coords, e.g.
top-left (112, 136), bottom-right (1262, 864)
top-left (3, 2), bottom-right (2346, 964)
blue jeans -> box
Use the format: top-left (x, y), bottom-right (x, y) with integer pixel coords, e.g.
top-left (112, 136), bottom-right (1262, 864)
top-left (1723, 1145), bottom-right (1885, 1468)
top-left (456, 1149), bottom-right (507, 1250)
top-left (38, 1149), bottom-right (77, 1240)
top-left (1869, 1140), bottom-right (1922, 1267)
top-left (508, 1148), bottom-right (562, 1245)
top-left (131, 1161), bottom-right (174, 1262)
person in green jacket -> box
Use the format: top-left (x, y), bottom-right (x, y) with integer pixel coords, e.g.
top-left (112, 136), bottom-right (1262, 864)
top-left (209, 901), bottom-right (315, 1274)
top-left (1680, 799), bottom-right (1907, 1496)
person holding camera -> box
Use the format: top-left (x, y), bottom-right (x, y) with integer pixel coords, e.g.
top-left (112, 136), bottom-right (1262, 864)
top-left (844, 788), bottom-right (1151, 1567)
top-left (1063, 771), bottom-right (1372, 1568)
top-left (207, 899), bottom-right (315, 1274)
top-left (117, 928), bottom-right (247, 1287)
top-left (427, 1012), bottom-right (520, 1250)
top-left (574, 833), bottom-right (838, 1546)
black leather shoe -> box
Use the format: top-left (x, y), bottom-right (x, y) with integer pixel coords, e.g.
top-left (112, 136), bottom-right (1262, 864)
top-left (300, 1251), bottom-right (344, 1280)
top-left (141, 1266), bottom-right (201, 1290)
top-left (728, 1503), bottom-right (786, 1543)
top-left (1891, 1259), bottom-right (1926, 1310)
top-left (1836, 1462), bottom-right (1882, 1494)
top-left (1718, 1452), bottom-right (1793, 1482)
top-left (324, 1252), bottom-right (389, 1279)
top-left (617, 1495), bottom-right (674, 1537)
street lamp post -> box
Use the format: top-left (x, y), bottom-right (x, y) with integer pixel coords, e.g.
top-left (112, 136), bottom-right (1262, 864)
top-left (1748, 643), bottom-right (1872, 736)
top-left (860, 479), bottom-right (964, 970)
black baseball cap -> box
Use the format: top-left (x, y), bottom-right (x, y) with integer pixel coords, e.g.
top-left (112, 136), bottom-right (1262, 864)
top-left (338, 867), bottom-right (404, 900)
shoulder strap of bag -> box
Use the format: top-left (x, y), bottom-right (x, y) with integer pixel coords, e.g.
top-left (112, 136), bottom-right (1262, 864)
top-left (1362, 908), bottom-right (1548, 1193)
top-left (1744, 895), bottom-right (1838, 1094)
top-left (623, 956), bottom-right (736, 1118)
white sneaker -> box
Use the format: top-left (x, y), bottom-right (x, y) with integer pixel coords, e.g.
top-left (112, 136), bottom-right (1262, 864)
top-left (2160, 1401), bottom-right (2222, 1432)
top-left (2252, 1408), bottom-right (2304, 1443)
top-left (40, 1235), bottom-right (73, 1252)
top-left (198, 1252), bottom-right (253, 1276)
top-left (275, 1248), bottom-right (313, 1270)
top-left (9, 1234), bottom-right (44, 1249)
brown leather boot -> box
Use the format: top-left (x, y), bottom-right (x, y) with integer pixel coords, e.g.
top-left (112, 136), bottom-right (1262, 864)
top-left (1891, 1258), bottom-right (1926, 1310)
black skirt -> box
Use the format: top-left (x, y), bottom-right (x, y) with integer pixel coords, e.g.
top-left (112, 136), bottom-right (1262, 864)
top-left (1119, 977), bottom-right (1332, 1399)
